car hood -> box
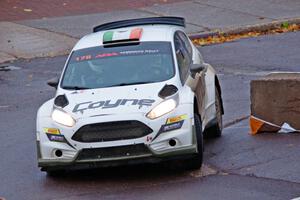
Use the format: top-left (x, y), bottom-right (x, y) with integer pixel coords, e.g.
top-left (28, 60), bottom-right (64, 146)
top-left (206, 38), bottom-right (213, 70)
top-left (57, 83), bottom-right (168, 119)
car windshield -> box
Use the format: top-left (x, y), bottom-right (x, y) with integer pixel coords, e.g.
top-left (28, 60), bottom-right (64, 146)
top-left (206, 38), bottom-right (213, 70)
top-left (61, 42), bottom-right (175, 90)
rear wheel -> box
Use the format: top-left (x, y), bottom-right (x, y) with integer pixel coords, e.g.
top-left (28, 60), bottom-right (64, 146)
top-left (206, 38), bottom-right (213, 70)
top-left (185, 113), bottom-right (203, 170)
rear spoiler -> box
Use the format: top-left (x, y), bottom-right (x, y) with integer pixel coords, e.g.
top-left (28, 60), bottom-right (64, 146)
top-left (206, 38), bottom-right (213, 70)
top-left (93, 16), bottom-right (185, 33)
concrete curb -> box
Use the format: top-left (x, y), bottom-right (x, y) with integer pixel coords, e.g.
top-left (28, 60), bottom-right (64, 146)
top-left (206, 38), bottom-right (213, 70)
top-left (0, 21), bottom-right (77, 65)
top-left (1, 17), bottom-right (300, 65)
top-left (189, 17), bottom-right (300, 39)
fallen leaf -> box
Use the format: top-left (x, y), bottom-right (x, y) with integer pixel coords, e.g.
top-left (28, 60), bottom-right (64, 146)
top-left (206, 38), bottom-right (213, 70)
top-left (23, 8), bottom-right (32, 12)
top-left (282, 21), bottom-right (289, 28)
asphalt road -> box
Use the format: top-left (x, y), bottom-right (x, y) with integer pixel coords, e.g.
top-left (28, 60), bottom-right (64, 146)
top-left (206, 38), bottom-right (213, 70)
top-left (0, 32), bottom-right (300, 200)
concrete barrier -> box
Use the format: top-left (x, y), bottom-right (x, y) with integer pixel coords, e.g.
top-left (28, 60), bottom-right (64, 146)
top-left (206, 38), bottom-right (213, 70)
top-left (250, 72), bottom-right (300, 134)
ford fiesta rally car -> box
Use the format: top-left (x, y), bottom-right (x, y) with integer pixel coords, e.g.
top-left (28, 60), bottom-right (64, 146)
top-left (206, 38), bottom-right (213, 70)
top-left (36, 17), bottom-right (224, 173)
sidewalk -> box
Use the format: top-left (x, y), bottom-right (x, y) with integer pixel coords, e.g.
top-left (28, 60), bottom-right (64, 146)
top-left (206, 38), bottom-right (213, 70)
top-left (1, 0), bottom-right (300, 63)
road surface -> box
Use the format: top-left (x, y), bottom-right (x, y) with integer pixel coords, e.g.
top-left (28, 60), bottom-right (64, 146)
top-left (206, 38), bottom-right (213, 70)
top-left (0, 32), bottom-right (300, 200)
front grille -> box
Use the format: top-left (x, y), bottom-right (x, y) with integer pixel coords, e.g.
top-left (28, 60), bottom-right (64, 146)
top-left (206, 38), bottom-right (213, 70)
top-left (76, 144), bottom-right (152, 161)
top-left (72, 120), bottom-right (153, 142)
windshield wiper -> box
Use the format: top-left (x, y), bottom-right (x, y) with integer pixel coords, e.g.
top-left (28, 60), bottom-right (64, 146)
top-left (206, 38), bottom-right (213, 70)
top-left (109, 81), bottom-right (154, 87)
top-left (62, 86), bottom-right (91, 90)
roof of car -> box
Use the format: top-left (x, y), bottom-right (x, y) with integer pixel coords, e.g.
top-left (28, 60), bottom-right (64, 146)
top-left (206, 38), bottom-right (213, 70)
top-left (73, 24), bottom-right (185, 51)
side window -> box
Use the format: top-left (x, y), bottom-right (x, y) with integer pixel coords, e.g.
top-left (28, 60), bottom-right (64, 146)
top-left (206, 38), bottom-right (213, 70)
top-left (178, 31), bottom-right (193, 58)
top-left (174, 32), bottom-right (191, 83)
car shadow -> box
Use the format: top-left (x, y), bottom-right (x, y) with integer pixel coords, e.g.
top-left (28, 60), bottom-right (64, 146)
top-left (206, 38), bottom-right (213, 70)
top-left (45, 161), bottom-right (192, 183)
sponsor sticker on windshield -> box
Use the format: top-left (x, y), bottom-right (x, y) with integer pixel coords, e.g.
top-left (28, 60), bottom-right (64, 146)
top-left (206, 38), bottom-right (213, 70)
top-left (70, 42), bottom-right (171, 64)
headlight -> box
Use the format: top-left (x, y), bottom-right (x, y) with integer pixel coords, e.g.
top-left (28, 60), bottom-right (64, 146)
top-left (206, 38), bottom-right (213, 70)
top-left (147, 99), bottom-right (177, 119)
top-left (51, 109), bottom-right (75, 127)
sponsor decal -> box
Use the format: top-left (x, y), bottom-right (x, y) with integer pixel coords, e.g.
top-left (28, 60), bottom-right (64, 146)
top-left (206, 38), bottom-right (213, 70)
top-left (73, 98), bottom-right (155, 113)
top-left (73, 49), bottom-right (161, 63)
top-left (119, 49), bottom-right (159, 55)
top-left (46, 134), bottom-right (67, 143)
top-left (95, 52), bottom-right (119, 58)
top-left (69, 42), bottom-right (171, 65)
top-left (75, 55), bottom-right (92, 62)
top-left (103, 28), bottom-right (143, 43)
top-left (44, 128), bottom-right (67, 143)
top-left (43, 128), bottom-right (60, 135)
top-left (146, 136), bottom-right (153, 142)
top-left (159, 121), bottom-right (184, 133)
top-left (152, 115), bottom-right (187, 140)
top-left (166, 114), bottom-right (187, 124)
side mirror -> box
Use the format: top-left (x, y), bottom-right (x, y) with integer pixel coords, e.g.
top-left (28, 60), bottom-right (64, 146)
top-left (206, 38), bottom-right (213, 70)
top-left (47, 77), bottom-right (59, 89)
top-left (190, 63), bottom-right (205, 78)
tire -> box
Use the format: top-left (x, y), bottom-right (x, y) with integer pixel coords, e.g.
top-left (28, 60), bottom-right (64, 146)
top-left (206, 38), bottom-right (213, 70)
top-left (204, 87), bottom-right (223, 138)
top-left (185, 113), bottom-right (203, 170)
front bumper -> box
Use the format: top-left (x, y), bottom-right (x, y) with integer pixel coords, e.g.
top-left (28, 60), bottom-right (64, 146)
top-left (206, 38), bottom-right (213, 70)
top-left (38, 144), bottom-right (198, 170)
top-left (37, 103), bottom-right (197, 169)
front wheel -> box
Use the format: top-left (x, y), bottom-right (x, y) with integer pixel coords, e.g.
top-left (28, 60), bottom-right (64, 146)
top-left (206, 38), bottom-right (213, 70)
top-left (185, 113), bottom-right (203, 170)
top-left (204, 87), bottom-right (223, 138)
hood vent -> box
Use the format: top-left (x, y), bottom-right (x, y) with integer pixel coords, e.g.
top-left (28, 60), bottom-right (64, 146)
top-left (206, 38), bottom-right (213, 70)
top-left (158, 84), bottom-right (178, 99)
top-left (54, 94), bottom-right (69, 108)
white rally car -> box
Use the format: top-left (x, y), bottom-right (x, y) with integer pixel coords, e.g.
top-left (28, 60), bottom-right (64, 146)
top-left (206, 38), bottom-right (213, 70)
top-left (36, 17), bottom-right (224, 173)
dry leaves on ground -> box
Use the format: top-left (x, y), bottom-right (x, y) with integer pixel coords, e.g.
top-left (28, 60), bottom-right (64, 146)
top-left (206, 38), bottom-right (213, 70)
top-left (192, 23), bottom-right (300, 46)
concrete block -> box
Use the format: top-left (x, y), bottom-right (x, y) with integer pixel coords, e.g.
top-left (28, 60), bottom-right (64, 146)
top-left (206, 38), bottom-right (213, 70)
top-left (250, 72), bottom-right (300, 131)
